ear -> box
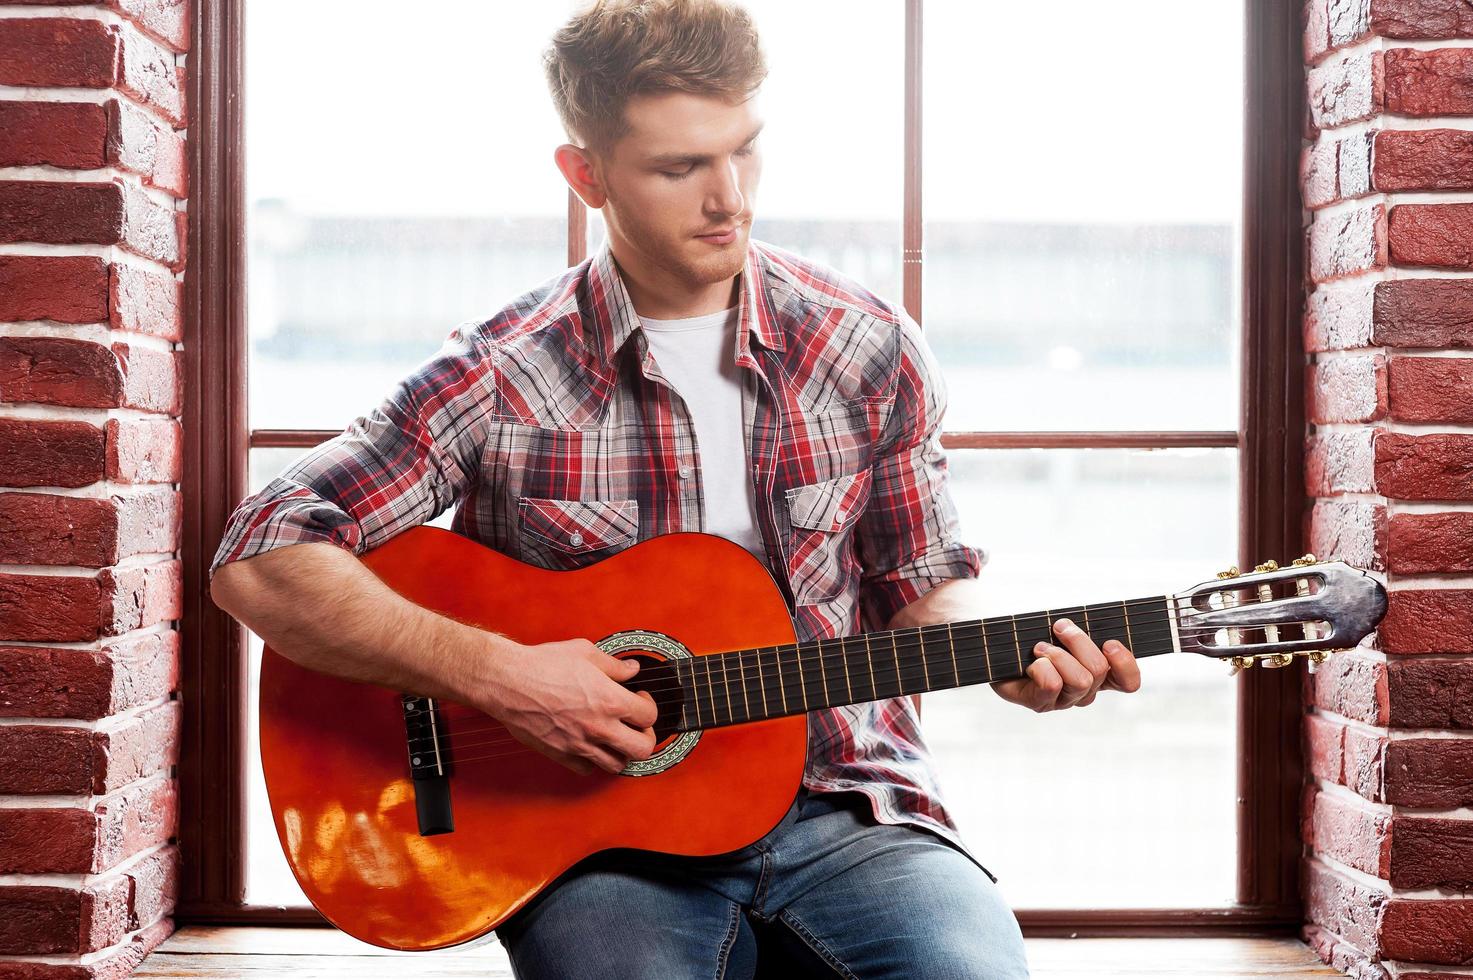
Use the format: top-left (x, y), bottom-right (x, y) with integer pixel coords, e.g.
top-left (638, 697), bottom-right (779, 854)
top-left (554, 143), bottom-right (609, 209)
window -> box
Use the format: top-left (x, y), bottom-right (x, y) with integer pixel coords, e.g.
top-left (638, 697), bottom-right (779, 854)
top-left (183, 0), bottom-right (1307, 929)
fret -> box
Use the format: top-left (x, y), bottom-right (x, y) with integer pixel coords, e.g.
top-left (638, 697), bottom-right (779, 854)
top-left (891, 631), bottom-right (904, 697)
top-left (720, 653), bottom-right (733, 724)
top-left (1009, 615), bottom-right (1022, 674)
top-left (919, 627), bottom-right (931, 691)
top-left (736, 650), bottom-right (750, 721)
top-left (864, 633), bottom-right (876, 703)
top-left (1123, 602), bottom-right (1135, 649)
top-left (815, 637), bottom-right (829, 707)
top-left (710, 654), bottom-right (729, 728)
top-left (775, 645), bottom-right (789, 715)
top-left (840, 635), bottom-right (853, 704)
top-left (755, 647), bottom-right (769, 720)
top-left (795, 639), bottom-right (809, 708)
top-left (681, 659), bottom-right (698, 730)
top-left (946, 621), bottom-right (958, 688)
top-left (979, 620), bottom-right (993, 683)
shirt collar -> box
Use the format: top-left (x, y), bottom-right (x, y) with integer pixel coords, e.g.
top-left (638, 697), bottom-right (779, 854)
top-left (584, 236), bottom-right (787, 366)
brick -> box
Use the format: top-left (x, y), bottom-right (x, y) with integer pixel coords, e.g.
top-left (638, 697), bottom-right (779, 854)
top-left (0, 701), bottom-right (178, 795)
top-left (1309, 354), bottom-right (1386, 424)
top-left (1306, 428), bottom-right (1377, 495)
top-left (98, 560), bottom-right (181, 636)
top-left (1310, 202), bottom-right (1387, 283)
top-left (1372, 278), bottom-right (1473, 348)
top-left (1389, 204), bottom-right (1473, 271)
top-left (1380, 589), bottom-right (1473, 654)
top-left (111, 261), bottom-right (181, 341)
top-left (104, 417), bottom-right (180, 484)
top-left (1343, 725), bottom-right (1387, 801)
top-left (1387, 657), bottom-right (1473, 728)
top-left (1308, 48), bottom-right (1384, 129)
top-left (124, 844), bottom-right (178, 931)
top-left (1310, 650), bottom-right (1388, 725)
top-left (0, 19), bottom-right (182, 127)
top-left (112, 0), bottom-right (189, 53)
top-left (106, 97), bottom-right (185, 198)
top-left (1384, 47), bottom-right (1473, 116)
top-left (1300, 924), bottom-right (1388, 980)
top-left (1309, 498), bottom-right (1386, 572)
top-left (1388, 355), bottom-right (1473, 424)
top-left (0, 916), bottom-right (173, 976)
top-left (1303, 130), bottom-right (1377, 209)
top-left (1390, 814), bottom-right (1473, 889)
top-left (0, 489), bottom-right (179, 566)
top-left (0, 181), bottom-right (178, 267)
top-left (1389, 512), bottom-right (1473, 573)
top-left (1303, 857), bottom-right (1389, 957)
top-left (1375, 432), bottom-right (1473, 500)
top-left (0, 255), bottom-right (108, 324)
top-left (0, 101), bottom-right (107, 170)
top-left (1375, 129), bottom-right (1473, 193)
top-left (0, 339), bottom-right (177, 413)
top-left (1308, 788), bottom-right (1391, 879)
top-left (1372, 0), bottom-right (1473, 39)
top-left (1306, 280), bottom-right (1376, 352)
top-left (0, 776), bottom-right (175, 875)
top-left (0, 561), bottom-right (179, 643)
top-left (0, 876), bottom-right (129, 955)
top-left (1307, 711), bottom-right (1346, 784)
top-left (0, 571), bottom-right (100, 642)
top-left (0, 419), bottom-right (104, 489)
top-left (1385, 738), bottom-right (1473, 808)
top-left (0, 629), bottom-right (179, 719)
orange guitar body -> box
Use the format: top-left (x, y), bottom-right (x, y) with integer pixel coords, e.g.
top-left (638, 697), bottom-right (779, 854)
top-left (258, 526), bottom-right (807, 951)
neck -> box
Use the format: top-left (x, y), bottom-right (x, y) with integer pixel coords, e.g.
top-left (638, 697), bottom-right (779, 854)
top-left (662, 595), bottom-right (1181, 731)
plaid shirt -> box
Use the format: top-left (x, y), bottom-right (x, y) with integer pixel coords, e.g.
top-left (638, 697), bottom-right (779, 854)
top-left (213, 237), bottom-right (991, 877)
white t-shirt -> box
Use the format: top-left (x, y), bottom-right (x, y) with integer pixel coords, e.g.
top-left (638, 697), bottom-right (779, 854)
top-left (637, 306), bottom-right (766, 564)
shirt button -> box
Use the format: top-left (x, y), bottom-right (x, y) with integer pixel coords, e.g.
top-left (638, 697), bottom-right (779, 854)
top-left (678, 464), bottom-right (693, 479)
top-left (569, 531), bottom-right (584, 547)
top-left (834, 509), bottom-right (847, 523)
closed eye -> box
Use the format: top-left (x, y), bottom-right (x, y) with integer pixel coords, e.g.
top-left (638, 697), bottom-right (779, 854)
top-left (661, 144), bottom-right (756, 181)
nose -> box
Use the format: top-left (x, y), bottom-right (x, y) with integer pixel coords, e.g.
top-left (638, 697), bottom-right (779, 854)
top-left (706, 157), bottom-right (745, 219)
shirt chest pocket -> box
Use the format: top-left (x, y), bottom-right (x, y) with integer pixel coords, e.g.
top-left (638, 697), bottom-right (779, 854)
top-left (517, 496), bottom-right (640, 571)
top-left (784, 468), bottom-right (871, 605)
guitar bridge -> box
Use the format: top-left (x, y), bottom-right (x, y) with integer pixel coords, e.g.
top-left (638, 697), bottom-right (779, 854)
top-left (402, 694), bottom-right (454, 836)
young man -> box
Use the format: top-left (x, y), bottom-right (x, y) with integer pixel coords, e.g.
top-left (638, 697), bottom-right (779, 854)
top-left (211, 1), bottom-right (1141, 976)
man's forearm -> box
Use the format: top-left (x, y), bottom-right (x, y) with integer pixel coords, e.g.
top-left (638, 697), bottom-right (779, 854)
top-left (210, 541), bottom-right (519, 709)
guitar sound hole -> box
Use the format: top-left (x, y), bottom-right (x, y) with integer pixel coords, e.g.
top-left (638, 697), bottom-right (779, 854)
top-left (619, 652), bottom-right (687, 743)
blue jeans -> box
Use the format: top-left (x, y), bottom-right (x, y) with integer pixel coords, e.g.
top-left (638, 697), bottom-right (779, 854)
top-left (494, 786), bottom-right (1030, 979)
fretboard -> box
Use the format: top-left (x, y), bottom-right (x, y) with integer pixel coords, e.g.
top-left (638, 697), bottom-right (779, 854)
top-left (665, 596), bottom-right (1179, 732)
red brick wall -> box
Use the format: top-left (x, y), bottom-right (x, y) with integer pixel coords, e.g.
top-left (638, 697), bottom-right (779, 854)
top-left (1302, 2), bottom-right (1473, 976)
top-left (0, 2), bottom-right (186, 976)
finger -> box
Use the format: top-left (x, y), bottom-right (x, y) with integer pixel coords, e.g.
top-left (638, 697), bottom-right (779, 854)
top-left (619, 689), bottom-right (659, 728)
top-left (1100, 638), bottom-right (1143, 693)
top-left (1051, 619), bottom-right (1109, 680)
top-left (1034, 641), bottom-right (1093, 705)
top-left (1025, 653), bottom-right (1065, 711)
top-left (585, 741), bottom-right (630, 775)
top-left (604, 723), bottom-right (656, 764)
top-left (596, 653), bottom-right (640, 679)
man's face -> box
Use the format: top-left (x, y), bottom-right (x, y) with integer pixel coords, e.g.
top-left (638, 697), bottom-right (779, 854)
top-left (593, 90), bottom-right (764, 290)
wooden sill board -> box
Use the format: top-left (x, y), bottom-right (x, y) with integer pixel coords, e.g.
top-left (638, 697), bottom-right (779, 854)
top-left (134, 926), bottom-right (1344, 978)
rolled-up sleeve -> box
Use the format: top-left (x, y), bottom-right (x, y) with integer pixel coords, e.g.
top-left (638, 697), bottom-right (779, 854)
top-left (855, 311), bottom-right (986, 630)
top-left (209, 321), bottom-right (492, 580)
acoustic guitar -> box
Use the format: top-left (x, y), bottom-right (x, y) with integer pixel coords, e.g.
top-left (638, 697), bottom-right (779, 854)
top-left (257, 526), bottom-right (1386, 950)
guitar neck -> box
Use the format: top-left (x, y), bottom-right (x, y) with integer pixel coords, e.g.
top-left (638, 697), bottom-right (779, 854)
top-left (669, 596), bottom-right (1182, 732)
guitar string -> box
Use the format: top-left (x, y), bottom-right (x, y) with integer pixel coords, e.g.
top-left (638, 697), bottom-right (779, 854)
top-left (400, 614), bottom-right (1323, 744)
top-left (399, 621), bottom-right (1327, 760)
top-left (399, 605), bottom-right (1319, 732)
top-left (397, 595), bottom-right (1296, 725)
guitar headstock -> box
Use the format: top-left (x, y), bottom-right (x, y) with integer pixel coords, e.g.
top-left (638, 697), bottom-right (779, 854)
top-left (1174, 555), bottom-right (1387, 674)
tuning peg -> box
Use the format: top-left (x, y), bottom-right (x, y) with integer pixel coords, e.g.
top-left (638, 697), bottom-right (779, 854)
top-left (1216, 566), bottom-right (1241, 580)
top-left (1305, 651), bottom-right (1331, 664)
top-left (1227, 655), bottom-right (1255, 676)
top-left (1254, 560), bottom-right (1280, 573)
top-left (1292, 554), bottom-right (1318, 567)
top-left (1259, 653), bottom-right (1295, 668)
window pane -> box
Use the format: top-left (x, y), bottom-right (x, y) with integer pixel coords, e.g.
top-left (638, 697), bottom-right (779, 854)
top-left (242, 450), bottom-right (454, 906)
top-left (923, 1), bottom-right (1243, 431)
top-left (245, 0), bottom-right (579, 432)
top-left (599, 0), bottom-right (908, 303)
top-left (925, 448), bottom-right (1239, 908)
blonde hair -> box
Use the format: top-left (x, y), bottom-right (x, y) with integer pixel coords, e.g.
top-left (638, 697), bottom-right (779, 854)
top-left (543, 0), bottom-right (768, 159)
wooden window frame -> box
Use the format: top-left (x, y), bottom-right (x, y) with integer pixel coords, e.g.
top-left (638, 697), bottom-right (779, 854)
top-left (178, 0), bottom-right (1306, 935)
